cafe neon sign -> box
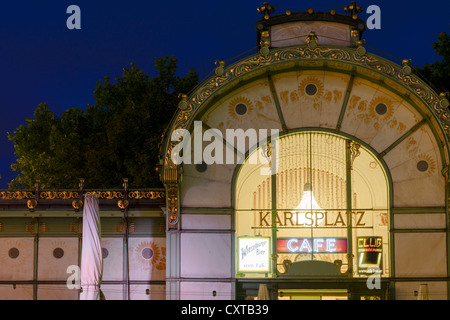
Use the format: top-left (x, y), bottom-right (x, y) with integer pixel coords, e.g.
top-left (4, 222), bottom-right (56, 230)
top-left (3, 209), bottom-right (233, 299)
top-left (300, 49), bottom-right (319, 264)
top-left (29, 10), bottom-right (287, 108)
top-left (277, 238), bottom-right (347, 253)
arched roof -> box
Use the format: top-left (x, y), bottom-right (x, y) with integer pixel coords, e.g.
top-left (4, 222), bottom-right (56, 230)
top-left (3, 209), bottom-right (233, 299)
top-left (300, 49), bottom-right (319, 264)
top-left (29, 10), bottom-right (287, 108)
top-left (160, 44), bottom-right (450, 184)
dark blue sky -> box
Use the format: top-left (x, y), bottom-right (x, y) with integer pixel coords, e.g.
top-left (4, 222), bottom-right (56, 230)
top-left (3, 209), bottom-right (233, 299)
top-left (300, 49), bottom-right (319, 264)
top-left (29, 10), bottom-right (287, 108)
top-left (0, 0), bottom-right (448, 189)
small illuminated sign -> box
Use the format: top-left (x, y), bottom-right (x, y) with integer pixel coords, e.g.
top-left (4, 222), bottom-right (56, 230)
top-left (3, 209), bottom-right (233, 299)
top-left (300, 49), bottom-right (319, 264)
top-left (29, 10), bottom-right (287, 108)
top-left (237, 237), bottom-right (270, 273)
top-left (357, 237), bottom-right (383, 274)
top-left (277, 238), bottom-right (347, 253)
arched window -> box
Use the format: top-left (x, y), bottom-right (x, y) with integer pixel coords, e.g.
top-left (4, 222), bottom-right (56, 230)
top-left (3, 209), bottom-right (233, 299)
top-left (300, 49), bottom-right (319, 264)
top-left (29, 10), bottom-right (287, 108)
top-left (235, 131), bottom-right (390, 278)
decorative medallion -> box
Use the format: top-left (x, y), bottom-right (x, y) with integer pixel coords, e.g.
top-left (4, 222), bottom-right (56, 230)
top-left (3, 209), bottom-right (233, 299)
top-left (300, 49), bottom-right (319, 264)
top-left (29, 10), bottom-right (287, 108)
top-left (298, 76), bottom-right (324, 104)
top-left (415, 153), bottom-right (436, 175)
top-left (8, 247), bottom-right (19, 259)
top-left (228, 96), bottom-right (253, 119)
top-left (348, 94), bottom-right (406, 132)
top-left (134, 240), bottom-right (166, 271)
top-left (53, 247), bottom-right (64, 259)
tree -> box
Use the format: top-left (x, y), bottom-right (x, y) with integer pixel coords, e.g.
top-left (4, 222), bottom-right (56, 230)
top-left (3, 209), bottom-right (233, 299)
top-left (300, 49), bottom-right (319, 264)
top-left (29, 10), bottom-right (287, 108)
top-left (417, 32), bottom-right (450, 94)
top-left (8, 55), bottom-right (198, 189)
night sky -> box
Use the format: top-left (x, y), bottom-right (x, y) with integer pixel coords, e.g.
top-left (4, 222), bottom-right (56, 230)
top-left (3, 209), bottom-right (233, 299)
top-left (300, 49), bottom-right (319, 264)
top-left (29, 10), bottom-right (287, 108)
top-left (0, 0), bottom-right (448, 189)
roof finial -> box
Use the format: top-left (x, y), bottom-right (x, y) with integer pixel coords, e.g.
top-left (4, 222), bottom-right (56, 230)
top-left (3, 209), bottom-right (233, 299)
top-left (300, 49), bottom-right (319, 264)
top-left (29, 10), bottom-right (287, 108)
top-left (257, 2), bottom-right (275, 20)
top-left (344, 1), bottom-right (363, 19)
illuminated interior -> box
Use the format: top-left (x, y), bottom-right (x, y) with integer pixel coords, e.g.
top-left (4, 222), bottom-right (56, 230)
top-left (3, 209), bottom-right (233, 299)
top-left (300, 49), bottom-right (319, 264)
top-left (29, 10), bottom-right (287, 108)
top-left (235, 131), bottom-right (390, 278)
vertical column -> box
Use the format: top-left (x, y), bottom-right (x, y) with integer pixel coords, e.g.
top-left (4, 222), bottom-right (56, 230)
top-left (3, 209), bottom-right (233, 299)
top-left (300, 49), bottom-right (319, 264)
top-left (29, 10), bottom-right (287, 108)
top-left (271, 139), bottom-right (278, 278)
top-left (346, 140), bottom-right (354, 275)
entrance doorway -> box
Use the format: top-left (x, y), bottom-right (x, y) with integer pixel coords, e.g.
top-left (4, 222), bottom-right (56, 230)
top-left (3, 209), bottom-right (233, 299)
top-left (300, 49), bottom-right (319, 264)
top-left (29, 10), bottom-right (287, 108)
top-left (278, 289), bottom-right (348, 300)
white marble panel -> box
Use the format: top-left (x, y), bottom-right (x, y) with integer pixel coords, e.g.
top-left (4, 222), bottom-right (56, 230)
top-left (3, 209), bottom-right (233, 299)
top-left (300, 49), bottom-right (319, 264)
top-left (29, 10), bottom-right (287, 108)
top-left (182, 214), bottom-right (231, 230)
top-left (130, 284), bottom-right (166, 300)
top-left (128, 237), bottom-right (166, 281)
top-left (0, 284), bottom-right (33, 300)
top-left (181, 162), bottom-right (236, 208)
top-left (393, 175), bottom-right (445, 207)
top-left (180, 233), bottom-right (231, 278)
top-left (394, 214), bottom-right (446, 230)
top-left (395, 281), bottom-right (447, 300)
top-left (384, 125), bottom-right (444, 207)
top-left (271, 21), bottom-right (351, 47)
top-left (101, 284), bottom-right (125, 300)
top-left (101, 238), bottom-right (123, 281)
top-left (394, 233), bottom-right (447, 277)
top-left (180, 281), bottom-right (232, 300)
top-left (37, 237), bottom-right (79, 281)
top-left (0, 238), bottom-right (34, 281)
top-left (37, 285), bottom-right (79, 300)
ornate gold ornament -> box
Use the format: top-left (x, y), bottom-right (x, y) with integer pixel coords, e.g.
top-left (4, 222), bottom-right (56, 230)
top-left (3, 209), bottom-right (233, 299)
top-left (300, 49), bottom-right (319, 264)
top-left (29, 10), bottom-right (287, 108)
top-left (344, 1), bottom-right (363, 17)
top-left (215, 60), bottom-right (226, 76)
top-left (306, 32), bottom-right (319, 49)
top-left (178, 93), bottom-right (188, 110)
top-left (356, 40), bottom-right (366, 55)
top-left (350, 142), bottom-right (361, 168)
top-left (402, 59), bottom-right (412, 75)
top-left (257, 2), bottom-right (275, 20)
top-left (167, 185), bottom-right (179, 229)
top-left (72, 199), bottom-right (83, 211)
top-left (128, 190), bottom-right (165, 199)
top-left (117, 199), bottom-right (129, 210)
top-left (26, 199), bottom-right (38, 211)
top-left (40, 191), bottom-right (80, 199)
top-left (0, 191), bottom-right (34, 200)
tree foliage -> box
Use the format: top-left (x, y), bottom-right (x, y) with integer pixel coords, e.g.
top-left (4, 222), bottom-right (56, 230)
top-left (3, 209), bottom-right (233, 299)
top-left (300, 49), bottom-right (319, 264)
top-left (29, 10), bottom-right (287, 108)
top-left (8, 56), bottom-right (198, 189)
top-left (418, 32), bottom-right (450, 94)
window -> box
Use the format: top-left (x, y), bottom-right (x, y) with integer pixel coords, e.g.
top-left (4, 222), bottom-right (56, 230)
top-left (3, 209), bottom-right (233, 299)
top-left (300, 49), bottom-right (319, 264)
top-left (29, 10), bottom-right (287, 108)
top-left (235, 131), bottom-right (390, 278)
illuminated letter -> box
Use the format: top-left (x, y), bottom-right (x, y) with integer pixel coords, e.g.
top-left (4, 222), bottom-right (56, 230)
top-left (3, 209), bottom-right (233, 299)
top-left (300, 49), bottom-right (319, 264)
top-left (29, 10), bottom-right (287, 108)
top-left (299, 239), bottom-right (312, 252)
top-left (366, 5), bottom-right (381, 30)
top-left (66, 5), bottom-right (81, 30)
top-left (376, 237), bottom-right (382, 248)
top-left (287, 239), bottom-right (299, 252)
top-left (314, 238), bottom-right (324, 252)
top-left (326, 238), bottom-right (336, 252)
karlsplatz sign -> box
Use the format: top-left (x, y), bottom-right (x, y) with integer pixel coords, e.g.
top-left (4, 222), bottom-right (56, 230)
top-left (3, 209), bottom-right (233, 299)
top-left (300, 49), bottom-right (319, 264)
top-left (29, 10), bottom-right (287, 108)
top-left (257, 210), bottom-right (370, 228)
